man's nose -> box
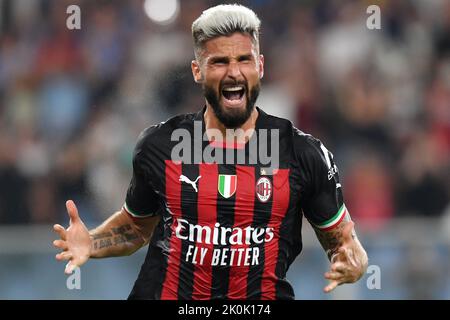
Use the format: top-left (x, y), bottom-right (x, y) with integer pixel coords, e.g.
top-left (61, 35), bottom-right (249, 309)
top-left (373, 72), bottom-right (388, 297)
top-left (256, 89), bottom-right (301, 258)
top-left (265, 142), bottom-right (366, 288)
top-left (226, 61), bottom-right (243, 79)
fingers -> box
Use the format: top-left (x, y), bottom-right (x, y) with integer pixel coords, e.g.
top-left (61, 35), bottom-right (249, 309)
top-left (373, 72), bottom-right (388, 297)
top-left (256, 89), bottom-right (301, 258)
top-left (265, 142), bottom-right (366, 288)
top-left (324, 261), bottom-right (347, 292)
top-left (65, 261), bottom-right (77, 275)
top-left (325, 262), bottom-right (346, 280)
top-left (331, 261), bottom-right (346, 273)
top-left (345, 248), bottom-right (358, 268)
top-left (53, 224), bottom-right (67, 241)
top-left (337, 246), bottom-right (358, 268)
top-left (325, 271), bottom-right (341, 281)
top-left (53, 239), bottom-right (67, 250)
top-left (324, 280), bottom-right (339, 293)
top-left (342, 220), bottom-right (355, 243)
top-left (66, 200), bottom-right (79, 223)
top-left (56, 251), bottom-right (72, 261)
top-left (53, 224), bottom-right (72, 263)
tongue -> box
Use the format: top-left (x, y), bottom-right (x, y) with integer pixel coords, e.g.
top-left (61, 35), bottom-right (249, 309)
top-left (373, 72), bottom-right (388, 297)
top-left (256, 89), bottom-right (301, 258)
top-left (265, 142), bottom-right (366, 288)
top-left (223, 90), bottom-right (241, 101)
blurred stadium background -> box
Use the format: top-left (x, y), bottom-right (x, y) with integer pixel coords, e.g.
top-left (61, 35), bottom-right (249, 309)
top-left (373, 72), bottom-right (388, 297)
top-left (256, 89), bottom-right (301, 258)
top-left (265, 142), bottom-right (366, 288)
top-left (0, 0), bottom-right (449, 299)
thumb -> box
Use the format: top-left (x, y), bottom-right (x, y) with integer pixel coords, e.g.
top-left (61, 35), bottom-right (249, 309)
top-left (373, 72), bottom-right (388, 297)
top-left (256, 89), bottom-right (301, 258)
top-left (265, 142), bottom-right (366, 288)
top-left (66, 200), bottom-right (80, 223)
top-left (342, 220), bottom-right (355, 244)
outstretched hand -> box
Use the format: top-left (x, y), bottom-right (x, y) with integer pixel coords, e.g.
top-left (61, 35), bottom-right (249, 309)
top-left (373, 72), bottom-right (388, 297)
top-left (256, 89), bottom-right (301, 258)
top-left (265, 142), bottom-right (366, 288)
top-left (323, 221), bottom-right (368, 293)
top-left (53, 200), bottom-right (92, 274)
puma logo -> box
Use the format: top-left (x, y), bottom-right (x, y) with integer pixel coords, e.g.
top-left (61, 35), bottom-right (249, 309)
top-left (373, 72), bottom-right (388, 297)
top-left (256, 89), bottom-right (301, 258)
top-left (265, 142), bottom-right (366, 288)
top-left (179, 175), bottom-right (202, 192)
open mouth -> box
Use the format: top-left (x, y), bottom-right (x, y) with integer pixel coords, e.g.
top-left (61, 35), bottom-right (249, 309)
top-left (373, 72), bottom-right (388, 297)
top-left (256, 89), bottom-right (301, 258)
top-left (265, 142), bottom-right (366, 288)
top-left (221, 85), bottom-right (245, 105)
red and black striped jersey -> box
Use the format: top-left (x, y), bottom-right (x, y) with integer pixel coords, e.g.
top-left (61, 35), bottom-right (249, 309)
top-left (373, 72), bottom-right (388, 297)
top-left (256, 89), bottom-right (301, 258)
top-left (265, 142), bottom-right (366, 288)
top-left (124, 107), bottom-right (346, 300)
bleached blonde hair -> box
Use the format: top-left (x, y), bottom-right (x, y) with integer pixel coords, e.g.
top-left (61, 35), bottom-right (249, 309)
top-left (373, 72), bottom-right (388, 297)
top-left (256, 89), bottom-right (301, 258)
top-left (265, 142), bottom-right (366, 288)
top-left (192, 4), bottom-right (261, 60)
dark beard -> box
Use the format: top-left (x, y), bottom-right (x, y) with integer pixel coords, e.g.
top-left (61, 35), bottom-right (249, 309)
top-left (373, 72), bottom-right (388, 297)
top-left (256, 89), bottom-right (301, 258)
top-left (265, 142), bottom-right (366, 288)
top-left (203, 81), bottom-right (260, 129)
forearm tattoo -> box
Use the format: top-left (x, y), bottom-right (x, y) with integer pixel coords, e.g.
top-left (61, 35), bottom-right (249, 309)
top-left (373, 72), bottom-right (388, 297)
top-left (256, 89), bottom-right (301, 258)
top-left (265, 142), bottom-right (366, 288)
top-left (314, 214), bottom-right (355, 261)
top-left (92, 224), bottom-right (140, 251)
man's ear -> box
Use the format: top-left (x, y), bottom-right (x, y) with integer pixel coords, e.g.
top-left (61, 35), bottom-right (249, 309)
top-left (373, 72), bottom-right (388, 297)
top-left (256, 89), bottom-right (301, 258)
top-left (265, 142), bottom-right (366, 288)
top-left (191, 60), bottom-right (203, 83)
top-left (259, 54), bottom-right (265, 79)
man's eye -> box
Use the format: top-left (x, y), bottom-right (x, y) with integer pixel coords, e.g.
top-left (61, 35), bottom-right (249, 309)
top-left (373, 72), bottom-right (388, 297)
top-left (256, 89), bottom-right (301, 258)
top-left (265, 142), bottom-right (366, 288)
top-left (239, 56), bottom-right (252, 62)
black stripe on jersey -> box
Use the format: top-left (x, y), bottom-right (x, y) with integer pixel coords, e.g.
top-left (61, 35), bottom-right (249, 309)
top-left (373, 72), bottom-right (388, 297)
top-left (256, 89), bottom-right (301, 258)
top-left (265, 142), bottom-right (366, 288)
top-left (274, 206), bottom-right (301, 300)
top-left (177, 164), bottom-right (199, 299)
top-left (211, 165), bottom-right (236, 299)
top-left (246, 170), bottom-right (274, 299)
top-left (128, 219), bottom-right (166, 300)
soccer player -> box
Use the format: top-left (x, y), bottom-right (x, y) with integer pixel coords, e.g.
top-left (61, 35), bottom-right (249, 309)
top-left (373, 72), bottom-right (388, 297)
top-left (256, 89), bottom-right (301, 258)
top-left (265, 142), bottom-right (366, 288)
top-left (53, 4), bottom-right (368, 299)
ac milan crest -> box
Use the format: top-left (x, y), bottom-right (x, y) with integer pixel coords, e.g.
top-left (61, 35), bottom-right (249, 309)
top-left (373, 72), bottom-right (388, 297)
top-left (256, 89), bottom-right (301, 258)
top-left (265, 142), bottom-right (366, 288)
top-left (256, 177), bottom-right (272, 202)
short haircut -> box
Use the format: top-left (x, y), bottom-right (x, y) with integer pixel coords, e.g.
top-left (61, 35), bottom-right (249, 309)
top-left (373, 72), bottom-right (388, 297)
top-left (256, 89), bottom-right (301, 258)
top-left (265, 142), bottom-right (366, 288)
top-left (192, 4), bottom-right (261, 60)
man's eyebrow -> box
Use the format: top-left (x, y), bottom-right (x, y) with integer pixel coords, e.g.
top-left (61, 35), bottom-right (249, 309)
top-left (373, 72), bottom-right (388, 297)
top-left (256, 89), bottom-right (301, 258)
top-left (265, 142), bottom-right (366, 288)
top-left (208, 53), bottom-right (254, 63)
top-left (208, 56), bottom-right (229, 63)
top-left (237, 54), bottom-right (253, 60)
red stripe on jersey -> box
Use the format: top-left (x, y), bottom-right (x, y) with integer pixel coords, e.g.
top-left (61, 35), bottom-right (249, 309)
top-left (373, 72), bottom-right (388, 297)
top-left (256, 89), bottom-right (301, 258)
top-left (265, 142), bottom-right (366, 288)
top-left (230, 175), bottom-right (237, 190)
top-left (261, 169), bottom-right (290, 300)
top-left (161, 160), bottom-right (183, 300)
top-left (227, 165), bottom-right (255, 299)
top-left (192, 163), bottom-right (218, 299)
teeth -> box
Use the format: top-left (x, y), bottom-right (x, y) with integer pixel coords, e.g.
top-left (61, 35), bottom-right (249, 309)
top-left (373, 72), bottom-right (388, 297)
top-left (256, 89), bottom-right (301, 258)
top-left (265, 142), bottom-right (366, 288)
top-left (222, 86), bottom-right (244, 92)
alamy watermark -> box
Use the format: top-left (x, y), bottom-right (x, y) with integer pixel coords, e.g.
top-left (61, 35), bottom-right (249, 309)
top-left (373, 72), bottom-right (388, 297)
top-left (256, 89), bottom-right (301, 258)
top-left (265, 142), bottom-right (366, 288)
top-left (366, 264), bottom-right (381, 290)
top-left (66, 266), bottom-right (81, 290)
top-left (66, 5), bottom-right (81, 30)
top-left (366, 5), bottom-right (381, 30)
top-left (170, 121), bottom-right (280, 169)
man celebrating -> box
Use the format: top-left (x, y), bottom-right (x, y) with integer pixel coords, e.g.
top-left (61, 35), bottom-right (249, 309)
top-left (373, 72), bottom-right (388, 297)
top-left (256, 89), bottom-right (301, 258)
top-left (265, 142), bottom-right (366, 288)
top-left (53, 4), bottom-right (368, 299)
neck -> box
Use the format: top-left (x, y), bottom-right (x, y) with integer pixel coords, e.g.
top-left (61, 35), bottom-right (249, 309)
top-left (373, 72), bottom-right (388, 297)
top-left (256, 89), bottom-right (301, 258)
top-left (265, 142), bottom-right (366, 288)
top-left (204, 104), bottom-right (258, 144)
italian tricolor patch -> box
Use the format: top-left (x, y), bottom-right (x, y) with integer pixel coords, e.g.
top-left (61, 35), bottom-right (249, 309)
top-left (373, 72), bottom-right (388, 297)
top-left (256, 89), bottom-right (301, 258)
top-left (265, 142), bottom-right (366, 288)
top-left (218, 174), bottom-right (237, 198)
top-left (315, 204), bottom-right (349, 231)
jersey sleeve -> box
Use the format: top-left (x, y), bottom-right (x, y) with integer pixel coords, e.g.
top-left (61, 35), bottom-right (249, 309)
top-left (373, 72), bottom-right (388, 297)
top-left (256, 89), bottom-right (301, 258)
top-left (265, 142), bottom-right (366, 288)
top-left (124, 126), bottom-right (161, 218)
top-left (294, 130), bottom-right (349, 231)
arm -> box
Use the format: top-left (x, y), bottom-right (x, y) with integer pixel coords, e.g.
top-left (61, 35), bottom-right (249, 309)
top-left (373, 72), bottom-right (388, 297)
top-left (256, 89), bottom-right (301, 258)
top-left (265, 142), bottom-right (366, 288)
top-left (313, 218), bottom-right (368, 293)
top-left (89, 207), bottom-right (160, 258)
top-left (54, 127), bottom-right (163, 273)
top-left (293, 132), bottom-right (368, 293)
top-left (53, 200), bottom-right (160, 274)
